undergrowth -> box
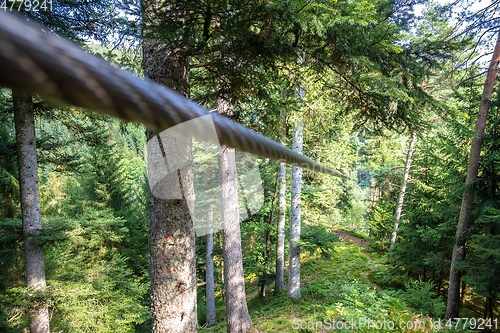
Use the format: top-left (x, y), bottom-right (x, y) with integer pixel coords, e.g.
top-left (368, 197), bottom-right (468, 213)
top-left (201, 242), bottom-right (447, 332)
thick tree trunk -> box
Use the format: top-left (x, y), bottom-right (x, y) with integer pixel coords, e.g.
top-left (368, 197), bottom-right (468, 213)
top-left (206, 210), bottom-right (217, 327)
top-left (217, 97), bottom-right (254, 333)
top-left (446, 31), bottom-right (500, 320)
top-left (13, 90), bottom-right (50, 333)
top-left (275, 107), bottom-right (287, 294)
top-left (288, 118), bottom-right (303, 299)
top-left (390, 130), bottom-right (417, 247)
top-left (143, 17), bottom-right (197, 330)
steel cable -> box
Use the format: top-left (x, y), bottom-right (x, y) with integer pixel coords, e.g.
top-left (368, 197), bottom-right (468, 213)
top-left (0, 11), bottom-right (348, 179)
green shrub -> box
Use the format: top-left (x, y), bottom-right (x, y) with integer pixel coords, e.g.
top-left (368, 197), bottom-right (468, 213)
top-left (298, 225), bottom-right (340, 259)
top-left (402, 279), bottom-right (445, 318)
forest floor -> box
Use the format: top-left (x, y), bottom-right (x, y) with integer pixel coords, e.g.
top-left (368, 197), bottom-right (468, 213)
top-left (332, 229), bottom-right (383, 292)
top-left (201, 229), bottom-right (439, 333)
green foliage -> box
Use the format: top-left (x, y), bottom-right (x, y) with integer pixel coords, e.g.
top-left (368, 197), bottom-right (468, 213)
top-left (298, 225), bottom-right (339, 259)
top-left (339, 228), bottom-right (370, 242)
top-left (211, 243), bottom-right (430, 333)
top-left (0, 211), bottom-right (150, 332)
top-left (397, 279), bottom-right (446, 318)
top-left (1, 0), bottom-right (498, 329)
top-left (48, 255), bottom-right (149, 332)
top-left (368, 200), bottom-right (396, 252)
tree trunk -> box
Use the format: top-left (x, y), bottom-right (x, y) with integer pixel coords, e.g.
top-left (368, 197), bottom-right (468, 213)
top-left (275, 106), bottom-right (287, 294)
top-left (288, 118), bottom-right (303, 299)
top-left (461, 280), bottom-right (467, 306)
top-left (390, 130), bottom-right (417, 247)
top-left (437, 271), bottom-right (442, 295)
top-left (206, 210), bottom-right (217, 327)
top-left (260, 227), bottom-right (271, 298)
top-left (446, 31), bottom-right (500, 320)
top-left (143, 12), bottom-right (197, 329)
top-left (261, 166), bottom-right (279, 298)
top-left (217, 97), bottom-right (254, 333)
top-left (369, 177), bottom-right (376, 212)
top-left (13, 90), bottom-right (50, 333)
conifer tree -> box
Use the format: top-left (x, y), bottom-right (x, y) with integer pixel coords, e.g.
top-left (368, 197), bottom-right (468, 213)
top-left (13, 91), bottom-right (49, 333)
top-left (446, 31), bottom-right (500, 320)
top-left (142, 1), bottom-right (197, 331)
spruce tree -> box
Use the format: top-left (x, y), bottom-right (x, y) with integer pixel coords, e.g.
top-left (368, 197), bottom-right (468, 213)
top-left (142, 0), bottom-right (198, 329)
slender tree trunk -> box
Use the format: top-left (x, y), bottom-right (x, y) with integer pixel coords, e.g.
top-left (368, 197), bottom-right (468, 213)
top-left (260, 227), bottom-right (271, 298)
top-left (217, 97), bottom-right (254, 333)
top-left (143, 10), bottom-right (197, 329)
top-left (275, 106), bottom-right (287, 294)
top-left (13, 90), bottom-right (50, 333)
top-left (461, 281), bottom-right (467, 306)
top-left (487, 295), bottom-right (494, 320)
top-left (390, 130), bottom-right (417, 247)
top-left (261, 167), bottom-right (279, 297)
top-left (437, 271), bottom-right (442, 294)
top-left (446, 32), bottom-right (500, 320)
top-left (288, 118), bottom-right (303, 299)
top-left (369, 177), bottom-right (376, 212)
top-left (206, 210), bottom-right (217, 327)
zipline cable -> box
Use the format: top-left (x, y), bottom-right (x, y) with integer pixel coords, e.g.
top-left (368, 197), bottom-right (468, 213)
top-left (0, 11), bottom-right (349, 179)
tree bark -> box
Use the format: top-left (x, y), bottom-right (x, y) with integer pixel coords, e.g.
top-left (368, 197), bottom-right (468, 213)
top-left (390, 130), bottom-right (417, 247)
top-left (13, 90), bottom-right (50, 333)
top-left (206, 210), bottom-right (217, 327)
top-left (143, 11), bottom-right (197, 330)
top-left (446, 31), bottom-right (500, 320)
top-left (261, 166), bottom-right (278, 298)
top-left (369, 177), bottom-right (376, 212)
top-left (217, 97), bottom-right (254, 333)
top-left (275, 105), bottom-right (287, 294)
top-left (288, 118), bottom-right (303, 299)
top-left (260, 227), bottom-right (270, 298)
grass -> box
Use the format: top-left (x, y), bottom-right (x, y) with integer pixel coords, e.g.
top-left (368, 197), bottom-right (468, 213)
top-left (338, 228), bottom-right (371, 242)
top-left (201, 241), bottom-right (444, 332)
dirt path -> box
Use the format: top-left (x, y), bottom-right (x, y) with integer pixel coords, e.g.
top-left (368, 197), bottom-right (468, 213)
top-left (333, 229), bottom-right (382, 291)
top-left (332, 229), bottom-right (370, 248)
